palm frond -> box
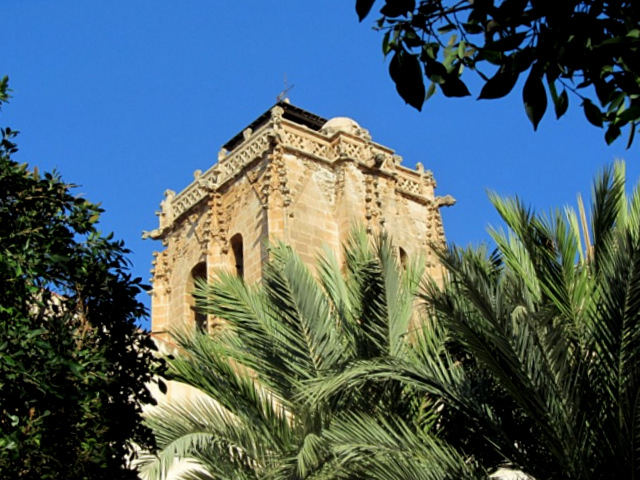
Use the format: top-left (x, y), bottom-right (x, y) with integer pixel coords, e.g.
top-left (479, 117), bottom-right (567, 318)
top-left (164, 328), bottom-right (294, 442)
top-left (325, 414), bottom-right (485, 480)
top-left (142, 396), bottom-right (269, 480)
top-left (148, 227), bottom-right (435, 480)
top-left (263, 241), bottom-right (346, 379)
top-left (591, 160), bottom-right (625, 269)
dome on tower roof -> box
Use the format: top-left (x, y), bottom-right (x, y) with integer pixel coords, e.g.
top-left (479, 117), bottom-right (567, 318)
top-left (320, 117), bottom-right (362, 136)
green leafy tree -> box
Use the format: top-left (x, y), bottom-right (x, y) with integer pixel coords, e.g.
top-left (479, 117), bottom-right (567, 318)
top-left (0, 79), bottom-right (159, 479)
top-left (356, 0), bottom-right (640, 146)
top-left (140, 231), bottom-right (480, 480)
top-left (313, 161), bottom-right (640, 478)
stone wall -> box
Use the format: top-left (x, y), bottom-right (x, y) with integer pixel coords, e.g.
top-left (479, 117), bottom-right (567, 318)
top-left (146, 102), bottom-right (454, 338)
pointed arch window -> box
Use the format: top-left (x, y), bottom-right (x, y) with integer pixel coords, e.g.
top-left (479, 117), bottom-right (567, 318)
top-left (190, 262), bottom-right (208, 331)
top-left (230, 234), bottom-right (244, 279)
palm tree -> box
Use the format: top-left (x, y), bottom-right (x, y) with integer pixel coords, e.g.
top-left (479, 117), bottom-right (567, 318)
top-left (311, 161), bottom-right (640, 479)
top-left (138, 230), bottom-right (477, 480)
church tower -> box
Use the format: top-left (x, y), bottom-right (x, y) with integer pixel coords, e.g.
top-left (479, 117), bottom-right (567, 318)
top-left (146, 102), bottom-right (454, 336)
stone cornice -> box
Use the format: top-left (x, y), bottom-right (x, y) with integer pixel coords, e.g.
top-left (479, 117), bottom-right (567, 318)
top-left (145, 107), bottom-right (453, 240)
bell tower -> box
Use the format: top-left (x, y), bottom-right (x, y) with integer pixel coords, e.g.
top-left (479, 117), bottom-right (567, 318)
top-left (146, 102), bottom-right (455, 336)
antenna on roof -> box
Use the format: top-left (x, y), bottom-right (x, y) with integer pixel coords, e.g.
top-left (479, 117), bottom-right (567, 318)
top-left (276, 73), bottom-right (294, 103)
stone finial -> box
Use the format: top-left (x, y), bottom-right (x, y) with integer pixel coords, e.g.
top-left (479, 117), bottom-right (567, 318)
top-left (217, 148), bottom-right (228, 161)
top-left (164, 189), bottom-right (176, 201)
top-left (160, 190), bottom-right (175, 223)
top-left (270, 105), bottom-right (284, 122)
top-left (242, 128), bottom-right (253, 141)
top-left (149, 189), bottom-right (177, 235)
top-left (161, 190), bottom-right (176, 209)
top-left (193, 169), bottom-right (202, 180)
top-left (416, 162), bottom-right (424, 174)
top-left (392, 154), bottom-right (403, 165)
top-left (424, 169), bottom-right (436, 187)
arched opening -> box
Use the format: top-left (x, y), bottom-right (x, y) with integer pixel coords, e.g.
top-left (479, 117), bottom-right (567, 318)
top-left (230, 234), bottom-right (244, 279)
top-left (190, 262), bottom-right (208, 332)
top-left (398, 247), bottom-right (408, 270)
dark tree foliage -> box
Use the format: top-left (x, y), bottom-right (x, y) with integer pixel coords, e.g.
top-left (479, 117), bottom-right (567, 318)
top-left (0, 78), bottom-right (159, 479)
top-left (356, 0), bottom-right (640, 146)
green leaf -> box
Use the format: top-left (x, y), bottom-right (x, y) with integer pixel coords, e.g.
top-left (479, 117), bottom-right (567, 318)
top-left (356, 0), bottom-right (377, 21)
top-left (583, 99), bottom-right (604, 127)
top-left (617, 106), bottom-right (640, 124)
top-left (462, 22), bottom-right (484, 34)
top-left (380, 0), bottom-right (415, 18)
top-left (594, 80), bottom-right (614, 107)
top-left (440, 75), bottom-right (471, 98)
top-left (478, 66), bottom-right (519, 99)
top-left (420, 42), bottom-right (439, 62)
top-left (605, 124), bottom-right (621, 144)
top-left (477, 49), bottom-right (504, 65)
top-left (511, 47), bottom-right (534, 73)
top-left (457, 40), bottom-right (467, 59)
top-left (437, 24), bottom-right (457, 34)
top-left (0, 354), bottom-right (17, 367)
top-left (424, 60), bottom-right (448, 84)
top-left (402, 28), bottom-right (423, 48)
top-left (626, 122), bottom-right (637, 149)
top-left (9, 414), bottom-right (19, 427)
top-left (608, 91), bottom-right (626, 113)
top-left (382, 31), bottom-right (392, 56)
top-left (425, 81), bottom-right (437, 101)
top-left (555, 89), bottom-right (569, 119)
top-left (389, 50), bottom-right (426, 110)
top-left (522, 67), bottom-right (547, 130)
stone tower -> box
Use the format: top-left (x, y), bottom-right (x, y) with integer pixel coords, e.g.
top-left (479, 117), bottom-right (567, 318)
top-left (146, 102), bottom-right (454, 336)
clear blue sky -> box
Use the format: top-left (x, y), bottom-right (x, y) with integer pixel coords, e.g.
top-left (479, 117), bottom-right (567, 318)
top-left (4, 0), bottom-right (639, 328)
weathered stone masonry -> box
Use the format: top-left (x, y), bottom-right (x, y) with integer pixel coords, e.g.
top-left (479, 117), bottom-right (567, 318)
top-left (146, 102), bottom-right (455, 336)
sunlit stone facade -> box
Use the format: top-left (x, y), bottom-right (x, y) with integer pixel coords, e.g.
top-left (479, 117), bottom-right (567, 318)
top-left (146, 101), bottom-right (454, 338)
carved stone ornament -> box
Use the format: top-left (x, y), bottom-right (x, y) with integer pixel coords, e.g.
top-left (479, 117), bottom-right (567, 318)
top-left (270, 105), bottom-right (284, 123)
top-left (424, 170), bottom-right (436, 187)
top-left (373, 153), bottom-right (386, 168)
top-left (147, 103), bottom-right (456, 339)
top-left (436, 195), bottom-right (456, 207)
